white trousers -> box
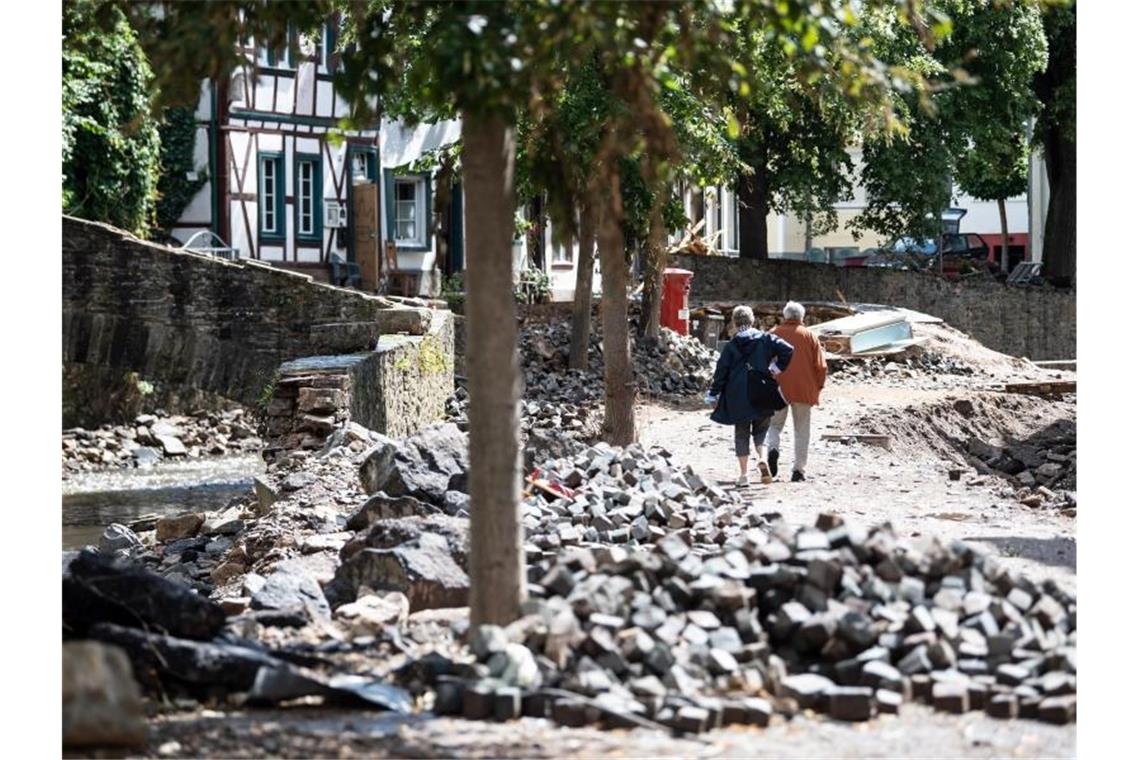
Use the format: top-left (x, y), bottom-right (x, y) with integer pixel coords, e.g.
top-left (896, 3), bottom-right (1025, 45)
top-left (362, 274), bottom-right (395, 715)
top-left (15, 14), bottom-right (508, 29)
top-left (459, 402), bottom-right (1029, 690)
top-left (765, 402), bottom-right (813, 472)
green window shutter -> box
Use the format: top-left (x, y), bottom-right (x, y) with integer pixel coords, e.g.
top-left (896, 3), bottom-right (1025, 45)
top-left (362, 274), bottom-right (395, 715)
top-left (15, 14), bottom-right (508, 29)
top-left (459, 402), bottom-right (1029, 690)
top-left (295, 153), bottom-right (322, 241)
top-left (383, 168), bottom-right (396, 242)
top-left (451, 180), bottom-right (464, 272)
top-left (422, 171), bottom-right (433, 247)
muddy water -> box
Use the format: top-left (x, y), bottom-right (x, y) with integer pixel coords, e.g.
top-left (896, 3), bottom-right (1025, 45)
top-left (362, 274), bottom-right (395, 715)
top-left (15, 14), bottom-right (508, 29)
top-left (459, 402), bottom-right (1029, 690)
top-left (61, 455), bottom-right (264, 549)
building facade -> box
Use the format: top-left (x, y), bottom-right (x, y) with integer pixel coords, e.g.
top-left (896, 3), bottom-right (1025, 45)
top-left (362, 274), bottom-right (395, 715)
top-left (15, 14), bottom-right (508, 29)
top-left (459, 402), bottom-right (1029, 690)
top-left (172, 21), bottom-right (451, 296)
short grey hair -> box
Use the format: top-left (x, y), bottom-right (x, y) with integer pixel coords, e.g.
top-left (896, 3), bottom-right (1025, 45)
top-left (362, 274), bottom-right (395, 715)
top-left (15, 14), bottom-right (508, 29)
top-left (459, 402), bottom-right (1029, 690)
top-left (783, 301), bottom-right (806, 321)
top-left (732, 305), bottom-right (755, 329)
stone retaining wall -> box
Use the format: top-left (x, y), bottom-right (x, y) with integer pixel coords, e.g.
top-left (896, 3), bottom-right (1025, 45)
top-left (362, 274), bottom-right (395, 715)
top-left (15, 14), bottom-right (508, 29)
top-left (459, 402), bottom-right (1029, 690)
top-left (262, 310), bottom-right (454, 458)
top-left (63, 215), bottom-right (453, 441)
top-left (673, 255), bottom-right (1075, 360)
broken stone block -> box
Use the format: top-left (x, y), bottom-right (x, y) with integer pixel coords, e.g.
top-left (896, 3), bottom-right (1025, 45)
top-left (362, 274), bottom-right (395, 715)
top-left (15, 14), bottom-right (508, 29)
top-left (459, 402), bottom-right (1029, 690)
top-left (155, 512), bottom-right (204, 542)
top-left (780, 673), bottom-right (834, 711)
top-left (346, 493), bottom-right (441, 531)
top-left (62, 641), bottom-right (146, 749)
top-left (98, 524), bottom-right (142, 555)
top-left (336, 592), bottom-right (410, 636)
top-left (875, 688), bottom-right (903, 714)
top-left (462, 683), bottom-right (494, 720)
top-left (672, 705), bottom-right (710, 734)
top-left (828, 686), bottom-right (876, 721)
top-left (253, 476), bottom-right (279, 514)
top-left (931, 682), bottom-right (969, 714)
top-left (986, 692), bottom-right (1019, 719)
top-left (493, 687), bottom-right (522, 721)
top-left (328, 544), bottom-right (469, 613)
top-left (1037, 694), bottom-right (1076, 724)
top-left (252, 567), bottom-right (331, 620)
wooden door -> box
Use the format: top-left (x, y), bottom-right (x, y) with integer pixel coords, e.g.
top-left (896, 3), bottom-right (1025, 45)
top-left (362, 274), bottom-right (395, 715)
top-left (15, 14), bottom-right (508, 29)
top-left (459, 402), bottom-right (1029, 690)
top-left (353, 181), bottom-right (379, 291)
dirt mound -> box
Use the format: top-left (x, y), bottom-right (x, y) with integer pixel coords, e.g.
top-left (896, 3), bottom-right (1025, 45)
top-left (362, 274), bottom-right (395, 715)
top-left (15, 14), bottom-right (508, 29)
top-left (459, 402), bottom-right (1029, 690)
top-left (854, 392), bottom-right (1075, 491)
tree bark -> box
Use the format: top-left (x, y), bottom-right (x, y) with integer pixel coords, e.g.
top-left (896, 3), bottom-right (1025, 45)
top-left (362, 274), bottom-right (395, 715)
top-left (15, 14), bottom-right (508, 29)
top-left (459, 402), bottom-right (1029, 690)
top-left (568, 197), bottom-right (596, 371)
top-left (1040, 131), bottom-right (1076, 285)
top-left (460, 115), bottom-right (524, 626)
top-left (737, 140), bottom-right (770, 260)
top-left (637, 201), bottom-right (667, 339)
top-left (598, 166), bottom-right (638, 446)
top-left (997, 197), bottom-right (1009, 273)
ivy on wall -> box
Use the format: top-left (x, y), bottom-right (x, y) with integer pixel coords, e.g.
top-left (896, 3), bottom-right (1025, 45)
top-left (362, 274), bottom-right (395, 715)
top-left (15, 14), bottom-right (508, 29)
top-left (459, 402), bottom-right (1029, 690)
top-left (62, 1), bottom-right (160, 237)
top-left (154, 107), bottom-right (208, 239)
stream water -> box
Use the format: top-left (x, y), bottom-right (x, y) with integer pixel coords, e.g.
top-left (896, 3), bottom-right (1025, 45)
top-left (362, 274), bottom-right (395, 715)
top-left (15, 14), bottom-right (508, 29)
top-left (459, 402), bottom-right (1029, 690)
top-left (61, 454), bottom-right (265, 549)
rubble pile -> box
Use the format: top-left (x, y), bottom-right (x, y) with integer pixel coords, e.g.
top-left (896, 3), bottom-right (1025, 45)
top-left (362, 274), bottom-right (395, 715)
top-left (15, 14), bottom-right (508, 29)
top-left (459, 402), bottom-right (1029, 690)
top-left (523, 443), bottom-right (745, 551)
top-left (62, 408), bottom-right (262, 475)
top-left (445, 385), bottom-right (602, 465)
top-left (520, 321), bottom-right (717, 402)
top-left (66, 417), bottom-right (1078, 740)
top-left (964, 425), bottom-right (1077, 507)
top-left (830, 351), bottom-right (976, 387)
top-left (422, 513), bottom-right (1076, 732)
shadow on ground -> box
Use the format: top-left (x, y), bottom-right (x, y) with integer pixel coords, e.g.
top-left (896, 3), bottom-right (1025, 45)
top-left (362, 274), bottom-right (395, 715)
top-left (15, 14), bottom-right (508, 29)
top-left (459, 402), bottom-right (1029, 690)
top-left (963, 534), bottom-right (1076, 570)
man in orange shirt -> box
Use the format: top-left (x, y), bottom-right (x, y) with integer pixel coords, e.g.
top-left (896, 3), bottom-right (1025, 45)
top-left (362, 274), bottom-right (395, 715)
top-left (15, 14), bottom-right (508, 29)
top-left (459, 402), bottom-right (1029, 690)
top-left (765, 301), bottom-right (827, 482)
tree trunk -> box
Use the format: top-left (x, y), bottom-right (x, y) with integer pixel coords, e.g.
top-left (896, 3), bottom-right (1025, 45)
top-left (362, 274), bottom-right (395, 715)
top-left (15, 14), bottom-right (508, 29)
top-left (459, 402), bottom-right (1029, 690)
top-left (997, 197), bottom-right (1009, 273)
top-left (460, 115), bottom-right (524, 626)
top-left (568, 198), bottom-right (596, 371)
top-left (598, 166), bottom-right (638, 446)
top-left (637, 202), bottom-right (667, 339)
top-left (1040, 130), bottom-right (1076, 285)
top-left (433, 165), bottom-right (452, 296)
top-left (737, 141), bottom-right (770, 260)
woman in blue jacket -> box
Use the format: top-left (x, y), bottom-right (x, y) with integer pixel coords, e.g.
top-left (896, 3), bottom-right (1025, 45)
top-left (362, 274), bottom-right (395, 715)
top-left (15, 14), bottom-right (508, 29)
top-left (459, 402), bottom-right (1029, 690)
top-left (707, 305), bottom-right (794, 486)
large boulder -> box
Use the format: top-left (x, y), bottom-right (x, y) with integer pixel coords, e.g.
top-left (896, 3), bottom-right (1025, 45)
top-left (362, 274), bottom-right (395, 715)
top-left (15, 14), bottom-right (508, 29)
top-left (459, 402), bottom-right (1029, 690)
top-left (251, 566), bottom-right (332, 621)
top-left (345, 493), bottom-right (441, 532)
top-left (359, 423), bottom-right (468, 506)
top-left (340, 515), bottom-right (469, 566)
top-left (62, 641), bottom-right (146, 748)
top-left (327, 543), bottom-right (469, 613)
top-left (327, 516), bottom-right (470, 611)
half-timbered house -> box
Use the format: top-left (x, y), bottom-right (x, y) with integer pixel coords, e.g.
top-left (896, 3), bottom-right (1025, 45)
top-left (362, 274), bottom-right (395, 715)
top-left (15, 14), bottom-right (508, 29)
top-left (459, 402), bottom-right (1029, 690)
top-left (171, 19), bottom-right (455, 296)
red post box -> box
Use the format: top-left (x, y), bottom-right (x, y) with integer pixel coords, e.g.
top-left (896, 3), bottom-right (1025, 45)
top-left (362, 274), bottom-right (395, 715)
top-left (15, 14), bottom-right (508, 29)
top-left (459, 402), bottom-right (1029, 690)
top-left (660, 268), bottom-right (694, 335)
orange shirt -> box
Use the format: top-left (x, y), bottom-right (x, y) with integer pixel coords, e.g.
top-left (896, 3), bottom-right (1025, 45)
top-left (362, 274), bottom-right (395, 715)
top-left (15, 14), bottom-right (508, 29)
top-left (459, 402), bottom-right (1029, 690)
top-left (769, 320), bottom-right (827, 405)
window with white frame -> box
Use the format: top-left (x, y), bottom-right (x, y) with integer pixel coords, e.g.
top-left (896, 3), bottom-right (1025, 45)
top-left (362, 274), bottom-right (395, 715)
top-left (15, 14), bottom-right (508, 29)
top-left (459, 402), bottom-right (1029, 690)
top-left (395, 177), bottom-right (426, 246)
top-left (722, 186), bottom-right (739, 252)
top-left (552, 237), bottom-right (573, 264)
top-left (258, 153), bottom-right (284, 237)
top-left (295, 155), bottom-right (322, 240)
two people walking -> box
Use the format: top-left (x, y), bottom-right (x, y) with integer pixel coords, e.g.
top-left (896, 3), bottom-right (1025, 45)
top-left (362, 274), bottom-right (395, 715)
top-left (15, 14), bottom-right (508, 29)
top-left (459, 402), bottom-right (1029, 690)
top-left (706, 301), bottom-right (827, 486)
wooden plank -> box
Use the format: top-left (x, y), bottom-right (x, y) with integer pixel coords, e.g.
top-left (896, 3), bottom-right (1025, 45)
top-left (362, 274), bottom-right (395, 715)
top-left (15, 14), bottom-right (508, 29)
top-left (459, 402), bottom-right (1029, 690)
top-left (820, 433), bottom-right (892, 450)
top-left (1001, 380), bottom-right (1076, 397)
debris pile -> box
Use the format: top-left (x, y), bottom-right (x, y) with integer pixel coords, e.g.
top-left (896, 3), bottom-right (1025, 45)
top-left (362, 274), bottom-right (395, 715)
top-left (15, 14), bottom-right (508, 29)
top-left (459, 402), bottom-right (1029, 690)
top-left (520, 320), bottom-right (717, 402)
top-left (445, 385), bottom-right (602, 466)
top-left (62, 408), bottom-right (262, 475)
top-left (523, 443), bottom-right (745, 550)
top-left (830, 352), bottom-right (976, 386)
top-left (421, 512), bottom-right (1076, 731)
top-left (963, 425), bottom-right (1077, 497)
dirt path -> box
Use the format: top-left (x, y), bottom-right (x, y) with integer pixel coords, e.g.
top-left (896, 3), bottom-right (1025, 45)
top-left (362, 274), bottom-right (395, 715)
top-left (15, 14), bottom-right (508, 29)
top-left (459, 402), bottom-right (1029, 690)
top-left (638, 384), bottom-right (1076, 593)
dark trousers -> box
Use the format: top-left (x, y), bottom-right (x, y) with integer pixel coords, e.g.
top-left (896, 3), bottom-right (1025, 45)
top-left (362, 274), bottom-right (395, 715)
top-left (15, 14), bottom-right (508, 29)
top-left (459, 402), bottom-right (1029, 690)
top-left (734, 414), bottom-right (772, 456)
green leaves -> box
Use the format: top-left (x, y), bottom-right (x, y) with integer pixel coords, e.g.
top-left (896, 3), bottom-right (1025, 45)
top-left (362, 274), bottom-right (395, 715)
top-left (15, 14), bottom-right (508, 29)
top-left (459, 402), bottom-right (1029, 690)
top-left (63, 0), bottom-right (161, 236)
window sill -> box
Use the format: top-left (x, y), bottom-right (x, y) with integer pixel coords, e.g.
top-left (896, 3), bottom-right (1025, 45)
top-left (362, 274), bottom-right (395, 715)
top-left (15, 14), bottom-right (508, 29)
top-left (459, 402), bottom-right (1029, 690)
top-left (260, 233), bottom-right (286, 243)
top-left (551, 262), bottom-right (574, 270)
top-left (396, 242), bottom-right (431, 253)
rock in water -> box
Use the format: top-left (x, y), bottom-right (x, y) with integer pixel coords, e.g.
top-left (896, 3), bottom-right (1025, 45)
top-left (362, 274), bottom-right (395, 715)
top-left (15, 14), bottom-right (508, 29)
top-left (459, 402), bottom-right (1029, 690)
top-left (62, 641), bottom-right (146, 748)
top-left (98, 524), bottom-right (142, 555)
